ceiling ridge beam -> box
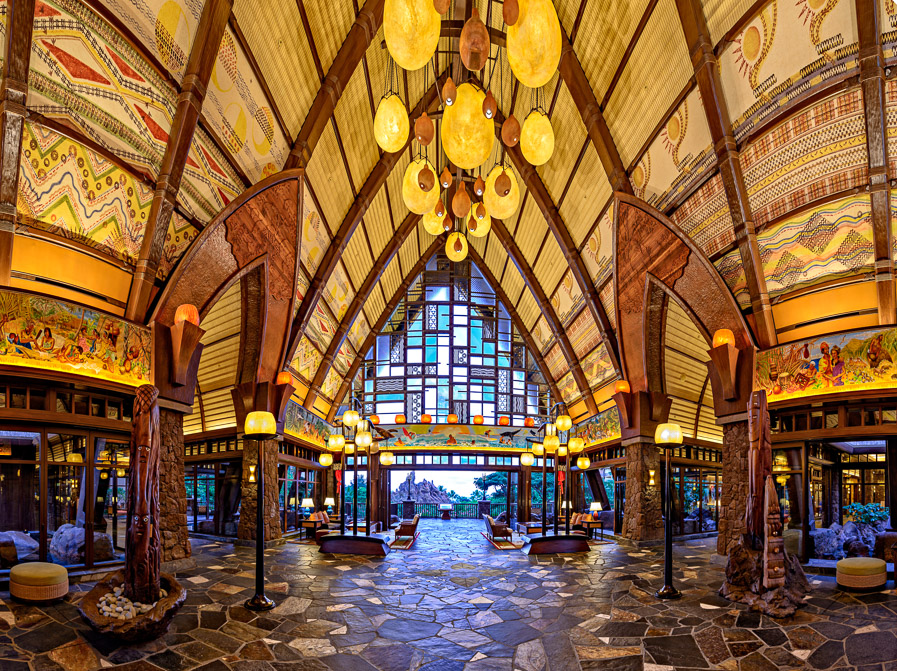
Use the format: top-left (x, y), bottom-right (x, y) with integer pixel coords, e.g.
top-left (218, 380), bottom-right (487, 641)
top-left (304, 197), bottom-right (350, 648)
top-left (558, 26), bottom-right (632, 194)
top-left (328, 235), bottom-right (445, 421)
top-left (675, 0), bottom-right (777, 348)
top-left (468, 245), bottom-right (563, 404)
top-left (489, 216), bottom-right (598, 416)
top-left (284, 74), bottom-right (445, 365)
top-left (125, 0), bottom-right (233, 322)
top-left (284, 0), bottom-right (385, 170)
top-left (857, 0), bottom-right (895, 324)
top-left (303, 212), bottom-right (422, 410)
top-left (0, 0), bottom-right (37, 285)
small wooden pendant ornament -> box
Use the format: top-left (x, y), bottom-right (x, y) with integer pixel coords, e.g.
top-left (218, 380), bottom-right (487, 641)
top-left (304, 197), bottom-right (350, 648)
top-left (442, 218), bottom-right (453, 232)
top-left (501, 115), bottom-right (520, 147)
top-left (452, 182), bottom-right (471, 218)
top-left (460, 8), bottom-right (490, 72)
top-left (443, 77), bottom-right (457, 106)
top-left (434, 0), bottom-right (450, 14)
top-left (440, 166), bottom-right (453, 189)
top-left (415, 113), bottom-right (434, 146)
top-left (454, 235), bottom-right (464, 253)
top-left (468, 216), bottom-right (478, 234)
top-left (474, 174), bottom-right (485, 197)
top-left (435, 199), bottom-right (446, 218)
top-left (495, 169), bottom-right (512, 197)
top-left (476, 202), bottom-right (486, 220)
top-left (503, 0), bottom-right (519, 25)
top-left (418, 165), bottom-right (435, 192)
top-left (482, 90), bottom-right (497, 119)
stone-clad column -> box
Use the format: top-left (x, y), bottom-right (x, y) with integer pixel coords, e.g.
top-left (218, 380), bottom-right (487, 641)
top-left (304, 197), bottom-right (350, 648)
top-left (622, 441), bottom-right (663, 542)
top-left (238, 439), bottom-right (282, 544)
top-left (159, 409), bottom-right (191, 561)
top-left (718, 420), bottom-right (749, 555)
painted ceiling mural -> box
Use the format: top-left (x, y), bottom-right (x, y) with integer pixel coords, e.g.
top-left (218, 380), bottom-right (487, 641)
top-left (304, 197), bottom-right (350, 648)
top-left (568, 307), bottom-right (601, 360)
top-left (581, 343), bottom-right (614, 390)
top-left (346, 310), bottom-right (369, 354)
top-left (630, 87), bottom-right (714, 211)
top-left (301, 187), bottom-right (331, 276)
top-left (289, 335), bottom-right (323, 385)
top-left (670, 173), bottom-right (735, 256)
top-left (558, 371), bottom-right (577, 404)
top-left (719, 0), bottom-right (859, 141)
top-left (323, 261), bottom-right (355, 322)
top-left (158, 210), bottom-right (199, 279)
top-left (580, 205), bottom-right (613, 289)
top-left (575, 406), bottom-right (621, 448)
top-left (179, 125), bottom-right (243, 223)
top-left (551, 270), bottom-right (584, 327)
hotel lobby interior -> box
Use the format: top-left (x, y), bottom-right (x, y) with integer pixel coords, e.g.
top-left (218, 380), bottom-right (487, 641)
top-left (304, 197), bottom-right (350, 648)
top-left (3, 0), bottom-right (897, 668)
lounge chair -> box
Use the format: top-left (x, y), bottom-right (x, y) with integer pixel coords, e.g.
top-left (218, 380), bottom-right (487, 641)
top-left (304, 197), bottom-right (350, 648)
top-left (395, 514), bottom-right (420, 538)
top-left (483, 514), bottom-right (512, 542)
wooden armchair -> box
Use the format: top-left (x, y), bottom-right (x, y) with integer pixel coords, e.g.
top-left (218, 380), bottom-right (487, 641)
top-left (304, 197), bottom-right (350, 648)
top-left (395, 514), bottom-right (420, 537)
top-left (483, 514), bottom-right (512, 541)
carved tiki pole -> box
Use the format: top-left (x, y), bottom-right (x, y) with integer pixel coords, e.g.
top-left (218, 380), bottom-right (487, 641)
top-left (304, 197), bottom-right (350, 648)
top-left (745, 390), bottom-right (773, 548)
top-left (125, 385), bottom-right (162, 604)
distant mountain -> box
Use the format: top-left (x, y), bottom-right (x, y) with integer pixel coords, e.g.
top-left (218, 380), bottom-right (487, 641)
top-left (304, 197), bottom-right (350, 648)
top-left (391, 471), bottom-right (451, 504)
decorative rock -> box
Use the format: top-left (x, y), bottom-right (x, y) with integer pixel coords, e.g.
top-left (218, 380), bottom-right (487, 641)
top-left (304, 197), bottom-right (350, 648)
top-left (5, 531), bottom-right (38, 558)
top-left (49, 524), bottom-right (114, 564)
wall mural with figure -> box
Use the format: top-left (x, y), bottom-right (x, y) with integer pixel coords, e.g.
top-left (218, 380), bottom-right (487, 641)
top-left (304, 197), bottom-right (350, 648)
top-left (0, 290), bottom-right (151, 385)
top-left (575, 407), bottom-right (622, 447)
top-left (375, 424), bottom-right (538, 450)
top-left (283, 399), bottom-right (332, 449)
top-left (756, 326), bottom-right (897, 402)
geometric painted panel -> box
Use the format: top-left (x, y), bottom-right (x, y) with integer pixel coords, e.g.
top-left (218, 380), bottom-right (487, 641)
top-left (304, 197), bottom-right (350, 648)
top-left (179, 126), bottom-right (244, 223)
top-left (301, 182), bottom-right (330, 275)
top-left (158, 210), bottom-right (199, 279)
top-left (581, 204), bottom-right (613, 286)
top-left (568, 307), bottom-right (601, 361)
top-left (551, 270), bottom-right (584, 328)
top-left (558, 370), bottom-right (578, 404)
top-left (671, 173), bottom-right (735, 256)
top-left (288, 335), bottom-right (323, 384)
top-left (581, 343), bottom-right (614, 390)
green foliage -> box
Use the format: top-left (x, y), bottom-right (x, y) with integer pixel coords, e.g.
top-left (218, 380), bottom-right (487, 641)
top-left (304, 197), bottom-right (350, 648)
top-left (843, 502), bottom-right (889, 525)
top-left (474, 472), bottom-right (508, 500)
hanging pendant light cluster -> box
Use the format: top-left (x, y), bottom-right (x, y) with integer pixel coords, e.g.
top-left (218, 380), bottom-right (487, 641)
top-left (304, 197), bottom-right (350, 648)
top-left (379, 0), bottom-right (560, 263)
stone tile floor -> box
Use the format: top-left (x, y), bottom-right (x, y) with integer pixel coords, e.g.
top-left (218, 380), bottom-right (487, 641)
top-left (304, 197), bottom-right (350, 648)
top-left (1, 519), bottom-right (896, 670)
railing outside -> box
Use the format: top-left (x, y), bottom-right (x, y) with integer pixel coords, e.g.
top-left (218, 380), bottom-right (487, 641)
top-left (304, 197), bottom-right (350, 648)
top-left (406, 502), bottom-right (510, 519)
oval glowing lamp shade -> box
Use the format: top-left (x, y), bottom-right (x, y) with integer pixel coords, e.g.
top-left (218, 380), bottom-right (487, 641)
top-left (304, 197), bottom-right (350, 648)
top-left (506, 0), bottom-right (562, 88)
top-left (319, 453), bottom-right (333, 467)
top-left (422, 205), bottom-right (447, 235)
top-left (403, 158), bottom-right (439, 214)
top-left (441, 83), bottom-right (494, 169)
top-left (395, 414), bottom-right (407, 424)
top-left (568, 436), bottom-right (584, 453)
top-left (532, 443), bottom-right (544, 456)
top-left (369, 415), bottom-right (380, 425)
top-left (446, 231), bottom-right (468, 262)
top-left (467, 209), bottom-right (491, 238)
top-left (342, 409), bottom-right (360, 428)
top-left (544, 434), bottom-right (560, 451)
top-left (374, 93), bottom-right (410, 153)
top-left (712, 328), bottom-right (736, 348)
top-left (614, 379), bottom-right (631, 394)
top-left (384, 0), bottom-right (441, 70)
top-left (499, 416), bottom-right (510, 426)
top-left (244, 411), bottom-right (277, 439)
top-left (557, 444), bottom-right (568, 457)
top-left (420, 413), bottom-right (432, 423)
top-left (327, 434), bottom-right (345, 451)
top-left (655, 422), bottom-right (683, 445)
top-left (555, 414), bottom-right (572, 432)
top-left (520, 109), bottom-right (555, 165)
top-left (484, 165), bottom-right (520, 219)
top-left (473, 414), bottom-right (484, 425)
top-left (524, 417), bottom-right (534, 428)
top-left (576, 455), bottom-right (590, 470)
top-left (447, 413), bottom-right (459, 424)
top-left (355, 430), bottom-right (373, 449)
top-left (520, 451), bottom-right (534, 467)
top-left (379, 451), bottom-right (395, 466)
top-left (174, 303), bottom-right (199, 326)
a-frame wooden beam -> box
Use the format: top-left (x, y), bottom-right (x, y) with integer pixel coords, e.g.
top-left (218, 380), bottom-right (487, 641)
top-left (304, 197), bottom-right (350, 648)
top-left (558, 26), bottom-right (632, 195)
top-left (675, 0), bottom-right (777, 348)
top-left (0, 0), bottom-right (37, 285)
top-left (303, 212), bottom-right (422, 409)
top-left (284, 0), bottom-right (384, 170)
top-left (328, 235), bottom-right (445, 421)
top-left (857, 0), bottom-right (896, 324)
top-left (489, 216), bottom-right (598, 416)
top-left (284, 76), bottom-right (444, 366)
top-left (125, 0), bottom-right (232, 322)
top-left (468, 245), bottom-right (563, 404)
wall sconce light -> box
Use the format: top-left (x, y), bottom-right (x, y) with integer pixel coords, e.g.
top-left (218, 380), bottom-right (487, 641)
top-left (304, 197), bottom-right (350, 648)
top-left (614, 379), bottom-right (630, 394)
top-left (709, 328), bottom-right (740, 400)
top-left (169, 303), bottom-right (205, 386)
top-left (248, 465), bottom-right (256, 483)
top-left (649, 469), bottom-right (656, 486)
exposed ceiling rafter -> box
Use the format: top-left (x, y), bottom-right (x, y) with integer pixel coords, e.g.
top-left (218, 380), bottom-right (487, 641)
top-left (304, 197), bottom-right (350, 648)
top-left (328, 235), bottom-right (445, 421)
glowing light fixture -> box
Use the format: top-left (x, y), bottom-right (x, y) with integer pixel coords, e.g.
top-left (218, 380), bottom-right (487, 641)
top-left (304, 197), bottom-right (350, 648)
top-left (520, 451), bottom-right (534, 467)
top-left (649, 469), bottom-right (656, 486)
top-left (370, 415), bottom-right (380, 425)
top-left (355, 427), bottom-right (373, 449)
top-left (506, 0), bottom-right (562, 88)
top-left (557, 444), bottom-right (568, 457)
top-left (499, 416), bottom-right (510, 426)
top-left (116, 468), bottom-right (126, 478)
top-left (422, 203), bottom-right (447, 235)
top-left (174, 303), bottom-right (200, 326)
top-left (446, 231), bottom-right (468, 262)
top-left (374, 93), bottom-right (409, 153)
top-left (555, 414), bottom-right (572, 432)
top-left (441, 83), bottom-right (494, 169)
top-left (568, 436), bottom-right (584, 453)
top-left (484, 165), bottom-right (520, 219)
top-left (466, 206), bottom-right (491, 238)
top-left (276, 371), bottom-right (292, 386)
top-left (403, 158), bottom-right (439, 214)
top-left (100, 471), bottom-right (109, 480)
top-left (395, 414), bottom-right (407, 424)
top-left (712, 328), bottom-right (736, 348)
top-left (532, 443), bottom-right (544, 456)
top-left (473, 414), bottom-right (484, 425)
top-left (344, 444), bottom-right (355, 455)
top-left (589, 502), bottom-right (602, 512)
top-left (614, 380), bottom-right (631, 394)
top-left (327, 434), bottom-right (346, 451)
top-left (319, 453), bottom-right (333, 467)
top-left (524, 417), bottom-right (534, 428)
top-left (342, 409), bottom-right (360, 428)
top-left (379, 451), bottom-right (395, 466)
top-left (248, 465), bottom-right (256, 483)
top-left (545, 422), bottom-right (557, 436)
top-left (301, 498), bottom-right (314, 510)
top-left (384, 0), bottom-right (440, 70)
top-left (447, 413), bottom-right (459, 424)
top-left (420, 413), bottom-right (432, 423)
top-left (544, 434), bottom-right (560, 451)
top-left (520, 109), bottom-right (554, 165)
top-left (576, 455), bottom-right (590, 470)
top-left (244, 411), bottom-right (277, 440)
top-left (655, 423), bottom-right (683, 445)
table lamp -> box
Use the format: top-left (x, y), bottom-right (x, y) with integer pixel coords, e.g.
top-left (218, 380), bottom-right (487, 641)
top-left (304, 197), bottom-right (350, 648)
top-left (589, 502), bottom-right (602, 512)
top-left (301, 498), bottom-right (314, 516)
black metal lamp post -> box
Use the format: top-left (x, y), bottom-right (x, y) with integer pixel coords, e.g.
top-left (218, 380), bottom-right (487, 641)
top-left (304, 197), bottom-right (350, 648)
top-left (655, 422), bottom-right (683, 600)
top-left (243, 410), bottom-right (278, 612)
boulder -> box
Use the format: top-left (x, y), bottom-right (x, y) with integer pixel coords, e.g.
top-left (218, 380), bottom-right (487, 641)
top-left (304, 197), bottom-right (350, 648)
top-left (845, 540), bottom-right (870, 558)
top-left (810, 527), bottom-right (845, 560)
top-left (0, 532), bottom-right (18, 568)
top-left (5, 531), bottom-right (38, 558)
top-left (873, 531), bottom-right (897, 563)
top-left (49, 524), bottom-right (115, 565)
top-left (720, 541), bottom-right (809, 618)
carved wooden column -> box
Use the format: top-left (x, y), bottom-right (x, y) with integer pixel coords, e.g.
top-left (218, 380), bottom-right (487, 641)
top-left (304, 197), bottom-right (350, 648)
top-left (718, 420), bottom-right (749, 555)
top-left (517, 465), bottom-right (531, 526)
top-left (0, 0), bottom-right (36, 284)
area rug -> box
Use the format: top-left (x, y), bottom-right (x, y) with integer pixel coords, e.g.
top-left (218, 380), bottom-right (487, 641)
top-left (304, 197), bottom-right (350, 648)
top-left (389, 533), bottom-right (420, 549)
top-left (481, 532), bottom-right (523, 550)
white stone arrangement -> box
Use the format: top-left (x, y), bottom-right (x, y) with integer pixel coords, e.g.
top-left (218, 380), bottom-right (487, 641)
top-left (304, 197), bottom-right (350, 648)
top-left (97, 585), bottom-right (168, 620)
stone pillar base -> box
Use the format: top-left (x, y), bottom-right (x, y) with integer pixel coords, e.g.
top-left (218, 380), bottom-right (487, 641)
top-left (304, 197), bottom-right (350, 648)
top-left (238, 439), bottom-right (282, 543)
top-left (159, 409), bottom-right (191, 562)
top-left (621, 441), bottom-right (663, 542)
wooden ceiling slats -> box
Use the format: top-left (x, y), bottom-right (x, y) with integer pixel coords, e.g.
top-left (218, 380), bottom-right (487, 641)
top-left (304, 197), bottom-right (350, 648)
top-left (125, 0), bottom-right (234, 322)
top-left (674, 0), bottom-right (777, 348)
top-left (600, 0), bottom-right (659, 111)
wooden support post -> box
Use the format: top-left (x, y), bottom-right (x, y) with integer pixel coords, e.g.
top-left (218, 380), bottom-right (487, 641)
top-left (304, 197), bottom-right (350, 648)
top-left (857, 0), bottom-right (896, 324)
top-left (126, 0), bottom-right (232, 321)
top-left (0, 0), bottom-right (36, 285)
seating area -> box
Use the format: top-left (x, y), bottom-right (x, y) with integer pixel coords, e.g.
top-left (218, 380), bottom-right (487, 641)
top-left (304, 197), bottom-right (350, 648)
top-left (482, 514), bottom-right (512, 542)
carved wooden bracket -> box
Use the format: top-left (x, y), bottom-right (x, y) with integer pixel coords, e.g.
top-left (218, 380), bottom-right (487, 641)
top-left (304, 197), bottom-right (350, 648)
top-left (169, 320), bottom-right (205, 386)
top-left (708, 341), bottom-right (740, 400)
top-left (231, 379), bottom-right (297, 433)
top-left (612, 390), bottom-right (672, 441)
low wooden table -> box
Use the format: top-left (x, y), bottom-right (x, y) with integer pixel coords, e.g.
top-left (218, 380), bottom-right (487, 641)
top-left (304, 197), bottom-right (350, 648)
top-left (580, 520), bottom-right (604, 541)
top-left (517, 522), bottom-right (543, 535)
top-left (300, 519), bottom-right (324, 540)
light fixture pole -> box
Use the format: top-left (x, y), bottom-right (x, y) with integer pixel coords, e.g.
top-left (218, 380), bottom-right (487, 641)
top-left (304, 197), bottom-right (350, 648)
top-left (655, 422), bottom-right (683, 600)
top-left (243, 411), bottom-right (278, 612)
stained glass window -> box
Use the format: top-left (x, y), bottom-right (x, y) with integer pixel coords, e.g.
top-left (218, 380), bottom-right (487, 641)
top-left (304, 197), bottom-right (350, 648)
top-left (360, 253), bottom-right (551, 424)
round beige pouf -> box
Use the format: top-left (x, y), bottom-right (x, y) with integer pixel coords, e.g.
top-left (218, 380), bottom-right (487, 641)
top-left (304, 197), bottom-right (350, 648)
top-left (10, 562), bottom-right (69, 602)
top-left (836, 557), bottom-right (887, 591)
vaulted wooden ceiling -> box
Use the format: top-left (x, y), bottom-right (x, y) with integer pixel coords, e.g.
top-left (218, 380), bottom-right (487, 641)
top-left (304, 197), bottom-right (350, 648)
top-left (5, 0), bottom-right (897, 430)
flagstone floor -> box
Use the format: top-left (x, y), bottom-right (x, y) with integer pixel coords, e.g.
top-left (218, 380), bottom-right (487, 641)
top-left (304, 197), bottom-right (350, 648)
top-left (1, 519), bottom-right (896, 671)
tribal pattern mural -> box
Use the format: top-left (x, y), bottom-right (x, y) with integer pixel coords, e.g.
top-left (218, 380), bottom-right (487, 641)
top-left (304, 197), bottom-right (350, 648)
top-left (320, 367), bottom-right (343, 401)
top-left (178, 125), bottom-right (243, 223)
top-left (552, 271), bottom-right (584, 328)
top-left (756, 325), bottom-right (897, 402)
top-left (323, 261), bottom-right (354, 322)
top-left (581, 205), bottom-right (613, 287)
top-left (158, 211), bottom-right (199, 279)
top-left (558, 371), bottom-right (577, 404)
top-left (300, 187), bottom-right (330, 276)
top-left (568, 307), bottom-right (601, 361)
top-left (630, 88), bottom-right (714, 211)
top-left (742, 88), bottom-right (868, 228)
top-left (347, 310), bottom-right (369, 353)
top-left (719, 0), bottom-right (859, 140)
top-left (0, 289), bottom-right (151, 385)
top-left (671, 173), bottom-right (736, 256)
top-left (305, 301), bottom-right (338, 353)
top-left (288, 335), bottom-right (323, 385)
top-left (581, 343), bottom-right (614, 390)
top-left (376, 423), bottom-right (538, 450)
top-left (575, 406), bottom-right (622, 447)
top-left (283, 399), bottom-right (333, 449)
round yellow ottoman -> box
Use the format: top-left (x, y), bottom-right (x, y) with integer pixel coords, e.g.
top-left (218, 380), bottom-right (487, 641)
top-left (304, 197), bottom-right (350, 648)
top-left (836, 557), bottom-right (887, 591)
top-left (9, 562), bottom-right (69, 602)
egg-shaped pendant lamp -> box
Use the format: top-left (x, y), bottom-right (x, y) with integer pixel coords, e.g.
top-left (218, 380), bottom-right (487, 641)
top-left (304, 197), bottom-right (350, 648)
top-left (422, 202), bottom-right (447, 235)
top-left (441, 83), bottom-right (494, 169)
top-left (520, 108), bottom-right (555, 165)
top-left (506, 0), bottom-right (562, 88)
top-left (374, 93), bottom-right (409, 153)
top-left (402, 157), bottom-right (439, 214)
top-left (484, 164), bottom-right (521, 219)
top-left (446, 231), bottom-right (468, 262)
top-left (384, 0), bottom-right (441, 71)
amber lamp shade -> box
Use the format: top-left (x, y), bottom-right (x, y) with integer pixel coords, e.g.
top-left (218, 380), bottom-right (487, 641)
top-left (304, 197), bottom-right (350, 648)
top-left (482, 90), bottom-right (497, 119)
top-left (520, 109), bottom-right (555, 165)
top-left (484, 165), bottom-right (520, 219)
top-left (415, 112), bottom-right (435, 146)
top-left (395, 414), bottom-right (407, 424)
top-left (576, 455), bottom-right (590, 470)
top-left (423, 203), bottom-right (447, 235)
top-left (524, 417), bottom-right (535, 427)
top-left (276, 371), bottom-right (292, 386)
top-left (442, 83), bottom-right (494, 169)
top-left (501, 115), bottom-right (520, 147)
top-left (520, 451), bottom-right (534, 467)
top-left (244, 411), bottom-right (277, 440)
top-left (473, 414), bottom-right (484, 425)
top-left (440, 166), bottom-right (453, 188)
top-left (452, 182), bottom-right (471, 218)
top-left (568, 436), bottom-right (584, 453)
top-left (498, 416), bottom-right (510, 426)
top-left (467, 209), bottom-right (491, 237)
top-left (557, 445), bottom-right (568, 457)
top-left (355, 429), bottom-right (373, 449)
top-left (374, 93), bottom-right (410, 153)
top-left (434, 0), bottom-right (450, 13)
top-left (503, 0), bottom-right (519, 25)
top-left (446, 231), bottom-right (468, 262)
top-left (174, 304), bottom-right (200, 326)
top-left (460, 8), bottom-right (490, 71)
top-left (447, 413), bottom-right (459, 424)
top-left (712, 328), bottom-right (736, 348)
top-left (506, 0), bottom-right (562, 88)
top-left (543, 434), bottom-right (560, 451)
top-left (403, 158), bottom-right (439, 214)
top-left (379, 451), bottom-right (395, 466)
top-left (655, 423), bottom-right (683, 445)
top-left (369, 415), bottom-right (380, 425)
top-left (555, 414), bottom-right (572, 432)
top-left (319, 453), bottom-right (333, 467)
top-left (327, 434), bottom-right (346, 451)
top-left (532, 443), bottom-right (544, 456)
top-left (614, 379), bottom-right (631, 394)
top-left (384, 0), bottom-right (440, 71)
top-left (420, 413), bottom-right (432, 423)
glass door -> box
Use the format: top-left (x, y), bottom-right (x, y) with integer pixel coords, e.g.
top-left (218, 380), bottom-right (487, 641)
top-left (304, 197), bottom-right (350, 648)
top-left (92, 436), bottom-right (129, 565)
top-left (46, 432), bottom-right (88, 567)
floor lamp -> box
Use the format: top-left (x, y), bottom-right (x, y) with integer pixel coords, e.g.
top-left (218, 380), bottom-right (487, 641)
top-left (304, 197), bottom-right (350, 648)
top-left (243, 411), bottom-right (278, 611)
top-left (655, 422), bottom-right (683, 600)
